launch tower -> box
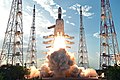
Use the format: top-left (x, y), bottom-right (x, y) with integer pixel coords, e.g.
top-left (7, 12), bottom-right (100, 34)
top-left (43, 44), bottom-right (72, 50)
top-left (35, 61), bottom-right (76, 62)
top-left (100, 0), bottom-right (119, 69)
top-left (0, 0), bottom-right (23, 66)
top-left (25, 5), bottom-right (37, 68)
top-left (78, 6), bottom-right (89, 68)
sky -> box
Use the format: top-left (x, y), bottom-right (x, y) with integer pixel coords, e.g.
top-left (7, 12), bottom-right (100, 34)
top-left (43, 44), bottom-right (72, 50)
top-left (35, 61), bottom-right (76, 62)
top-left (0, 0), bottom-right (120, 69)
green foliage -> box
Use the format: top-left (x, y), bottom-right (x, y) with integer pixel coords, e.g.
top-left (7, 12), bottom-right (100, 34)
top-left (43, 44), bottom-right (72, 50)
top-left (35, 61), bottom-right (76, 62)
top-left (0, 64), bottom-right (29, 80)
top-left (105, 66), bottom-right (120, 80)
top-left (0, 73), bottom-right (4, 80)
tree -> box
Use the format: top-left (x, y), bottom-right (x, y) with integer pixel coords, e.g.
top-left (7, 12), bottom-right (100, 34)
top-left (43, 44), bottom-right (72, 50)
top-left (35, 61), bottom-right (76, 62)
top-left (0, 64), bottom-right (29, 80)
top-left (0, 73), bottom-right (4, 80)
top-left (105, 66), bottom-right (120, 80)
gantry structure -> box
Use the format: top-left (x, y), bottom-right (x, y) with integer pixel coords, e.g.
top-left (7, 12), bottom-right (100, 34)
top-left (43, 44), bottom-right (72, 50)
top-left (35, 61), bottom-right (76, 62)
top-left (78, 6), bottom-right (89, 68)
top-left (25, 5), bottom-right (37, 68)
top-left (100, 0), bottom-right (119, 69)
top-left (0, 0), bottom-right (23, 66)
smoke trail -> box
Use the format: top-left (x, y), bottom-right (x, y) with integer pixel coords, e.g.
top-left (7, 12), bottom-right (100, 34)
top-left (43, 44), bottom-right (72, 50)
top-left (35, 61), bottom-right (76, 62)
top-left (25, 66), bottom-right (40, 79)
top-left (39, 48), bottom-right (98, 78)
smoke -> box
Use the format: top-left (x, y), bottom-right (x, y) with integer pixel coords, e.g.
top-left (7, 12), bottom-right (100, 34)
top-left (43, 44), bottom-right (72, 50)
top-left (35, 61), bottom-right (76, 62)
top-left (40, 63), bottom-right (52, 77)
top-left (39, 48), bottom-right (98, 78)
top-left (80, 67), bottom-right (98, 77)
top-left (25, 66), bottom-right (40, 79)
top-left (26, 48), bottom-right (98, 79)
top-left (66, 64), bottom-right (80, 77)
top-left (47, 49), bottom-right (75, 77)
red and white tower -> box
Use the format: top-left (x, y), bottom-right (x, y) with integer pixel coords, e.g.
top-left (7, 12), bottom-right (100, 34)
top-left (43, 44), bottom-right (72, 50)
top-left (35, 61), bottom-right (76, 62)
top-left (78, 6), bottom-right (89, 68)
top-left (100, 0), bottom-right (119, 69)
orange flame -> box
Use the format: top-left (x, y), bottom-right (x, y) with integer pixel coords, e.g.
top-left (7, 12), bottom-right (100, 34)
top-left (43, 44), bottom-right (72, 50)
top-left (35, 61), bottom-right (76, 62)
top-left (49, 35), bottom-right (66, 53)
top-left (53, 36), bottom-right (66, 49)
top-left (25, 66), bottom-right (40, 79)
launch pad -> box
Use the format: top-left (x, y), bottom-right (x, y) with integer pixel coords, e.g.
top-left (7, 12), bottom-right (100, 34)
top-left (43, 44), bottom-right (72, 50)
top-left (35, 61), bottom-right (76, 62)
top-left (40, 7), bottom-right (98, 79)
top-left (41, 77), bottom-right (98, 80)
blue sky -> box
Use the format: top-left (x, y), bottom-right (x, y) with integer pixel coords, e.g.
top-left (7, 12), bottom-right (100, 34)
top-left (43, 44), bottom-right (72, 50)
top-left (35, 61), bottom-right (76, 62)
top-left (0, 0), bottom-right (120, 69)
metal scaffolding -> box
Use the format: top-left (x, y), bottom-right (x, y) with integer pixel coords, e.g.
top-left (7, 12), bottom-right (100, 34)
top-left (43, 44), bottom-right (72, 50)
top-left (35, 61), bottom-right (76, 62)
top-left (100, 0), bottom-right (119, 69)
top-left (25, 5), bottom-right (37, 68)
top-left (78, 6), bottom-right (89, 68)
top-left (0, 0), bottom-right (23, 66)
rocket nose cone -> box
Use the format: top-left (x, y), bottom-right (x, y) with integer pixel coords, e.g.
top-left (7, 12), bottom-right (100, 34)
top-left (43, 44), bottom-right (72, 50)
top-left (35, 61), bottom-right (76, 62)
top-left (34, 5), bottom-right (35, 9)
top-left (58, 7), bottom-right (61, 12)
top-left (58, 7), bottom-right (61, 9)
top-left (58, 7), bottom-right (62, 19)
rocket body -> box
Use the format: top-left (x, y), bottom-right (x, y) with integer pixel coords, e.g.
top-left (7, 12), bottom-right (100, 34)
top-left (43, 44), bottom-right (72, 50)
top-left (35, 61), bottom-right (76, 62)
top-left (43, 7), bottom-right (74, 46)
top-left (54, 19), bottom-right (64, 36)
top-left (51, 7), bottom-right (64, 36)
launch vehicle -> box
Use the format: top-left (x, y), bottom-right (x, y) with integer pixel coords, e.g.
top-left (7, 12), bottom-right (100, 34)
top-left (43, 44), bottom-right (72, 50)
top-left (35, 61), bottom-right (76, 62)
top-left (43, 7), bottom-right (74, 48)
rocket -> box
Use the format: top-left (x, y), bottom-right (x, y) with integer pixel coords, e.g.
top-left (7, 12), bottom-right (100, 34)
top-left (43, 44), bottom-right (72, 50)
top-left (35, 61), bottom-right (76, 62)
top-left (54, 7), bottom-right (64, 36)
top-left (47, 7), bottom-right (64, 36)
top-left (43, 7), bottom-right (74, 47)
top-left (44, 7), bottom-right (74, 39)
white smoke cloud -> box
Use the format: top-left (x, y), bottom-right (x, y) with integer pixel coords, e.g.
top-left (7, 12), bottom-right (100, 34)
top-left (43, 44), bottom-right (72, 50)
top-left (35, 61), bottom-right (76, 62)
top-left (23, 46), bottom-right (98, 79)
top-left (69, 3), bottom-right (94, 17)
top-left (25, 66), bottom-right (40, 79)
top-left (39, 49), bottom-right (98, 78)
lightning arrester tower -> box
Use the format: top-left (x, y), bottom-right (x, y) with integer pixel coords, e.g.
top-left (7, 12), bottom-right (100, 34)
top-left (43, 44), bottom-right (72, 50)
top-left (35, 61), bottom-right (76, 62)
top-left (78, 6), bottom-right (89, 68)
top-left (100, 0), bottom-right (119, 69)
top-left (26, 5), bottom-right (37, 68)
top-left (0, 0), bottom-right (23, 66)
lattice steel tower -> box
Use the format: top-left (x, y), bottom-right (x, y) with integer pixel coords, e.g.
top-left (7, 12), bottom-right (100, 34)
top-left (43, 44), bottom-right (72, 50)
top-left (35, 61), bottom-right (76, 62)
top-left (0, 0), bottom-right (23, 66)
top-left (100, 0), bottom-right (119, 69)
top-left (78, 6), bottom-right (89, 68)
top-left (26, 5), bottom-right (37, 68)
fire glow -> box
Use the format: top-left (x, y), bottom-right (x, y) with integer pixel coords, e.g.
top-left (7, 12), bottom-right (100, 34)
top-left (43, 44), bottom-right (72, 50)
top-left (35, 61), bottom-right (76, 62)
top-left (26, 35), bottom-right (98, 79)
top-left (53, 36), bottom-right (66, 50)
top-left (49, 35), bottom-right (66, 53)
top-left (25, 66), bottom-right (40, 79)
